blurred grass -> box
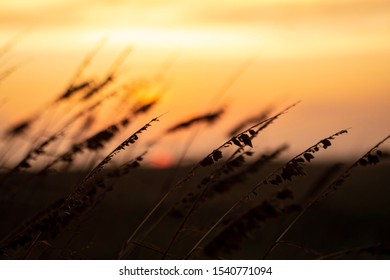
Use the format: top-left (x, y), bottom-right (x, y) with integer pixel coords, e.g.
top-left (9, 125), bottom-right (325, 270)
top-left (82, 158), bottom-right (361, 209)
top-left (1, 161), bottom-right (388, 259)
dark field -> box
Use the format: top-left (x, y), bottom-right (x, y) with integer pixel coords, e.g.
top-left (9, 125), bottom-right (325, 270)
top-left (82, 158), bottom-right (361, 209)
top-left (1, 161), bottom-right (389, 260)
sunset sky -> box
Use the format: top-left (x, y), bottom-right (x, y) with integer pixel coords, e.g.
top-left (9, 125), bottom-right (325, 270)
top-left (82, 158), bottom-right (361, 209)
top-left (1, 0), bottom-right (389, 164)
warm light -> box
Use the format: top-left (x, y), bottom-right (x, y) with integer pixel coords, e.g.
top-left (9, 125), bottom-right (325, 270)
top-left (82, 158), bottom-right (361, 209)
top-left (148, 150), bottom-right (174, 169)
top-left (1, 0), bottom-right (389, 162)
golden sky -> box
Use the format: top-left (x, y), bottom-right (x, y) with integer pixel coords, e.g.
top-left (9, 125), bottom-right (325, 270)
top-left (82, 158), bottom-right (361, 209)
top-left (1, 0), bottom-right (389, 164)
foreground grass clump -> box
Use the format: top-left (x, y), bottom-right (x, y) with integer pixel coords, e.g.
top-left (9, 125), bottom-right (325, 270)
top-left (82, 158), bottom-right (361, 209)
top-left (0, 40), bottom-right (389, 259)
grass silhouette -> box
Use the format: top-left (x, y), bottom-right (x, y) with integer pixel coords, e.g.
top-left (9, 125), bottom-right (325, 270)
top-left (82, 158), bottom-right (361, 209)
top-left (0, 38), bottom-right (389, 260)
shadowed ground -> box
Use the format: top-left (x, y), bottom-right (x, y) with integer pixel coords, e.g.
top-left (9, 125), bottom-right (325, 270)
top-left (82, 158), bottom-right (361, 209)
top-left (0, 162), bottom-right (389, 259)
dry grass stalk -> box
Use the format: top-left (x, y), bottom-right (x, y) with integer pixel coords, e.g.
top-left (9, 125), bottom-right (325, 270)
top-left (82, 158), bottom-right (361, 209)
top-left (64, 35), bottom-right (108, 91)
top-left (66, 151), bottom-right (148, 238)
top-left (184, 129), bottom-right (348, 259)
top-left (82, 116), bottom-right (161, 183)
top-left (161, 150), bottom-right (254, 257)
top-left (106, 151), bottom-right (147, 178)
top-left (41, 99), bottom-right (158, 173)
top-left (317, 134), bottom-right (390, 201)
top-left (169, 150), bottom-right (255, 219)
top-left (261, 134), bottom-right (389, 259)
top-left (5, 115), bottom-right (39, 137)
top-left (0, 62), bottom-right (24, 83)
top-left (4, 38), bottom-right (110, 136)
top-left (303, 162), bottom-right (344, 199)
top-left (4, 39), bottom-right (125, 140)
top-left (8, 133), bottom-right (63, 174)
top-left (200, 102), bottom-right (300, 169)
top-left (169, 145), bottom-right (286, 220)
top-left (40, 124), bottom-right (120, 173)
top-left (117, 104), bottom-right (298, 259)
top-left (149, 109), bottom-right (293, 256)
top-left (133, 100), bottom-right (159, 115)
top-left (56, 81), bottom-right (93, 102)
top-left (166, 109), bottom-right (224, 134)
top-left (0, 152), bottom-right (147, 257)
top-left (0, 118), bottom-right (159, 255)
top-left (0, 133), bottom-right (63, 189)
top-left (207, 145), bottom-right (289, 199)
top-left (54, 89), bottom-right (119, 134)
top-left (80, 47), bottom-right (132, 101)
top-left (125, 150), bottom-right (255, 259)
top-left (81, 75), bottom-right (114, 100)
top-left (5, 90), bottom-right (120, 173)
top-left (161, 147), bottom-right (288, 258)
top-left (5, 78), bottom-right (95, 137)
top-left (179, 102), bottom-right (299, 188)
top-left (46, 151), bottom-right (148, 258)
top-left (228, 108), bottom-right (271, 137)
top-left (264, 129), bottom-right (348, 186)
top-left (204, 201), bottom-right (301, 258)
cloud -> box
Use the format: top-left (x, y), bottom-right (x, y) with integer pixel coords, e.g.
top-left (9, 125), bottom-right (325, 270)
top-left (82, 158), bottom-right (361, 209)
top-left (185, 1), bottom-right (390, 26)
top-left (1, 2), bottom-right (196, 38)
top-left (3, 0), bottom-right (389, 32)
top-left (0, 1), bottom-right (87, 29)
top-left (1, 0), bottom-right (390, 58)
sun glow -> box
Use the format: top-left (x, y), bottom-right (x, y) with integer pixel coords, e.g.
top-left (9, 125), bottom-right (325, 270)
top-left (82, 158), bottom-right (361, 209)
top-left (1, 0), bottom-right (389, 162)
top-left (110, 28), bottom-right (252, 49)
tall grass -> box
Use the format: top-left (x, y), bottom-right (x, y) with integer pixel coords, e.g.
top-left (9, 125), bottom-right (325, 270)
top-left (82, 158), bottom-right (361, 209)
top-left (0, 38), bottom-right (389, 260)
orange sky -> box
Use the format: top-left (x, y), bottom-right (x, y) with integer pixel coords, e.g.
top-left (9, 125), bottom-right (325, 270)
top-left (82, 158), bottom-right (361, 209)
top-left (1, 0), bottom-right (389, 164)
